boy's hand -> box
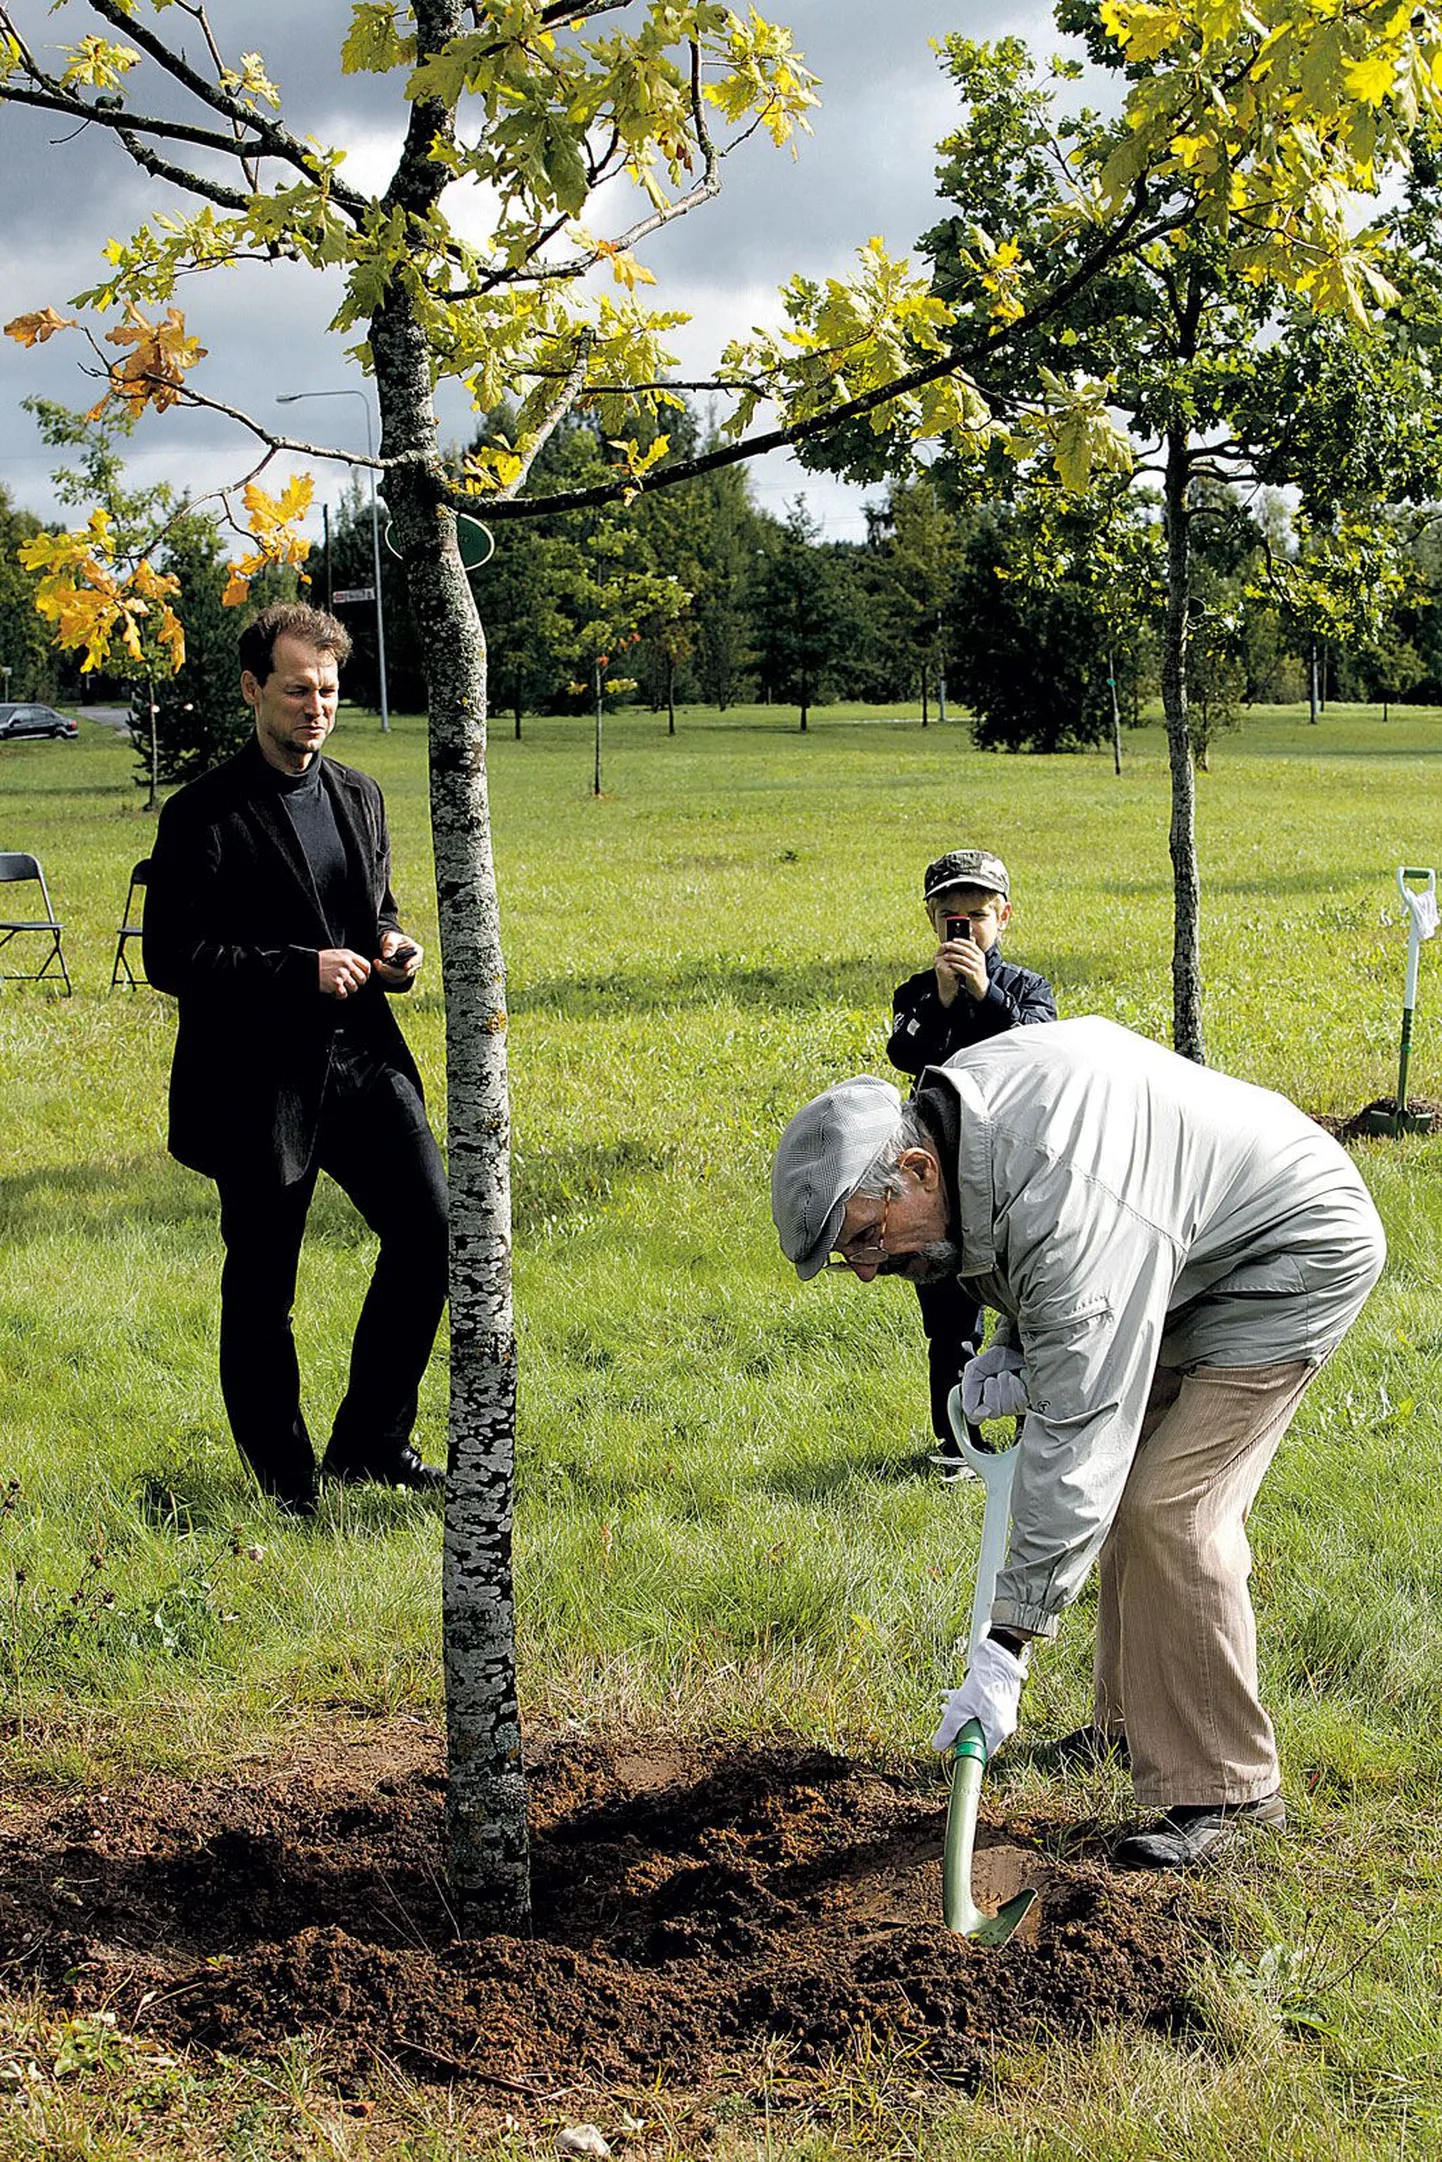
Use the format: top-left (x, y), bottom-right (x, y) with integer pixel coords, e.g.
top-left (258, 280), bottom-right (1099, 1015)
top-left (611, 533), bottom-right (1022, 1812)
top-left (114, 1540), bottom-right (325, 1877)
top-left (935, 933), bottom-right (987, 1005)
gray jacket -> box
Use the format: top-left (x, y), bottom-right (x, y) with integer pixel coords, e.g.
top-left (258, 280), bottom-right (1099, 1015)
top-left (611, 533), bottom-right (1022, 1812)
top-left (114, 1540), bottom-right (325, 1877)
top-left (920, 1019), bottom-right (1386, 1637)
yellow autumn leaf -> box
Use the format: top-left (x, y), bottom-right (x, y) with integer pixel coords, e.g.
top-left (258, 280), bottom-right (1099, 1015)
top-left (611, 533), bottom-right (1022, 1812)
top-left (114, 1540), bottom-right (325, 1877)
top-left (96, 303), bottom-right (208, 416)
top-left (242, 474), bottom-right (314, 534)
top-left (597, 241), bottom-right (657, 292)
top-left (5, 307), bottom-right (78, 347)
top-left (1100, 0), bottom-right (1185, 65)
top-left (156, 607), bottom-right (187, 670)
top-left (1343, 51), bottom-right (1396, 107)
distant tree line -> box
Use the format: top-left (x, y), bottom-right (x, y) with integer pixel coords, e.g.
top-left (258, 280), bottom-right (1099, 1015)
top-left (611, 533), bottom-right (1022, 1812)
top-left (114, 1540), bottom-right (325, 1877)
top-left (9, 397), bottom-right (1442, 787)
top-left (320, 400), bottom-right (1442, 755)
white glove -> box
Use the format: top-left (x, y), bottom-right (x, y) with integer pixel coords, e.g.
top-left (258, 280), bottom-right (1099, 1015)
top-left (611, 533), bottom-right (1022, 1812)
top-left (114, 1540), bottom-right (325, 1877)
top-left (961, 1342), bottom-right (1029, 1426)
top-left (930, 1635), bottom-right (1028, 1758)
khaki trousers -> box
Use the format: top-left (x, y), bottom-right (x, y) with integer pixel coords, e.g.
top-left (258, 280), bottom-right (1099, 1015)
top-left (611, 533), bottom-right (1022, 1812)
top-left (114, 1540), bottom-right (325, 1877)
top-left (1092, 1359), bottom-right (1317, 1810)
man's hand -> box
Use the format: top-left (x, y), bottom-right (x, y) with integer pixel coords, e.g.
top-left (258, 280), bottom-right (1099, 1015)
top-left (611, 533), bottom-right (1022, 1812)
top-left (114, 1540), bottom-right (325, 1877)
top-left (375, 935), bottom-right (422, 989)
top-left (934, 931), bottom-right (987, 1006)
top-left (930, 1636), bottom-right (1028, 1758)
top-left (318, 947), bottom-right (372, 999)
top-left (962, 1343), bottom-right (1029, 1425)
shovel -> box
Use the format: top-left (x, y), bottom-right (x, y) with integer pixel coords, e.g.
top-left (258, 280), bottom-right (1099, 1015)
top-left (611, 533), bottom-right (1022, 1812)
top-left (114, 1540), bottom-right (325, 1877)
top-left (938, 1385), bottom-right (1038, 1945)
top-left (1361, 866), bottom-right (1438, 1137)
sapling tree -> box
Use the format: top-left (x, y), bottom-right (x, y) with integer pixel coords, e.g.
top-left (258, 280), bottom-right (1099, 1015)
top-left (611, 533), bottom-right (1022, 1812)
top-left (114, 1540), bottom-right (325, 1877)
top-left (946, 479), bottom-right (1163, 761)
top-left (8, 0), bottom-right (1442, 1925)
top-left (22, 398), bottom-right (187, 806)
top-left (879, 476), bottom-right (960, 725)
top-left (813, 8), bottom-right (1442, 1058)
top-left (1, 0), bottom-right (996, 1932)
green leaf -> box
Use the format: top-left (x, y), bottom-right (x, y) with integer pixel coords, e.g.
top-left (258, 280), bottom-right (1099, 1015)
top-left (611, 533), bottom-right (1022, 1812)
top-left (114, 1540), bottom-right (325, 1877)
top-left (342, 2), bottom-right (416, 75)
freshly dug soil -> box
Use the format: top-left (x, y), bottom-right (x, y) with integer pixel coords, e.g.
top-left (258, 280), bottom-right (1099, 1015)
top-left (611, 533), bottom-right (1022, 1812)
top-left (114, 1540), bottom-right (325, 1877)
top-left (1314, 1096), bottom-right (1442, 1140)
top-left (0, 1723), bottom-right (1203, 2102)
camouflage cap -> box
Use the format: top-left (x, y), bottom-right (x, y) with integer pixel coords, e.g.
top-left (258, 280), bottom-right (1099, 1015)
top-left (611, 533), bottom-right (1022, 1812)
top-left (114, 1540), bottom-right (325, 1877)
top-left (923, 849), bottom-right (1010, 903)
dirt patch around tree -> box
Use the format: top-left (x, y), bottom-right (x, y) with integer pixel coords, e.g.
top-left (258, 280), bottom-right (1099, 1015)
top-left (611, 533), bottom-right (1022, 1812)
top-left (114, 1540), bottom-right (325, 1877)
top-left (1311, 1096), bottom-right (1442, 1140)
top-left (0, 1721), bottom-right (1207, 2113)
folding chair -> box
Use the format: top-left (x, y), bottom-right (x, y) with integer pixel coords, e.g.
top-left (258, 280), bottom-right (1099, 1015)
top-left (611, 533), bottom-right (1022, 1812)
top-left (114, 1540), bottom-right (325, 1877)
top-left (0, 852), bottom-right (72, 994)
top-left (110, 857), bottom-right (151, 989)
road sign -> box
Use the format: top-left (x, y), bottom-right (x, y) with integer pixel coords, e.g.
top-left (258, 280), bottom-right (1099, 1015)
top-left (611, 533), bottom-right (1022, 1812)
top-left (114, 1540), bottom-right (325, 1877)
top-left (383, 513), bottom-right (495, 571)
top-left (333, 585), bottom-right (376, 604)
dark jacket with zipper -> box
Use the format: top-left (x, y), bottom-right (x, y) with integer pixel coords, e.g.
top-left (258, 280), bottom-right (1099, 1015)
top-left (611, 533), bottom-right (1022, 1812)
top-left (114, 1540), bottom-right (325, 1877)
top-left (887, 947), bottom-right (1057, 1078)
top-left (143, 738), bottom-right (421, 1185)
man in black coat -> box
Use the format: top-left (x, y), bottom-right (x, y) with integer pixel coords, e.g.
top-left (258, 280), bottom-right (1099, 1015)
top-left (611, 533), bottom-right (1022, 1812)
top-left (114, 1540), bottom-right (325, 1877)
top-left (144, 602), bottom-right (447, 1514)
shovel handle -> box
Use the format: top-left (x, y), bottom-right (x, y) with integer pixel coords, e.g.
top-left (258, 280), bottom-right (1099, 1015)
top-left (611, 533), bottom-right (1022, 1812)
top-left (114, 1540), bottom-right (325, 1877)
top-left (942, 1719), bottom-right (988, 1933)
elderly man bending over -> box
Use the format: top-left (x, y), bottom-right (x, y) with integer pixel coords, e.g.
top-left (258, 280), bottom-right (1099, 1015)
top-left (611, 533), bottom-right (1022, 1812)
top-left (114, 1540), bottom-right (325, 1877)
top-left (771, 1018), bottom-right (1385, 1870)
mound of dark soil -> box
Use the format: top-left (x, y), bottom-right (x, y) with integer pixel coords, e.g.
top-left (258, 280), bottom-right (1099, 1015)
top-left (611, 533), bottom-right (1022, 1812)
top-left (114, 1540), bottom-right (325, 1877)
top-left (1313, 1097), bottom-right (1442, 1140)
top-left (0, 1723), bottom-right (1202, 2102)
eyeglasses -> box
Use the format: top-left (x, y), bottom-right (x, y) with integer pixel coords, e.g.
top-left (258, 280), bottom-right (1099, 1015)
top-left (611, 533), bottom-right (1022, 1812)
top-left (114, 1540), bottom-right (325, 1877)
top-left (825, 1192), bottom-right (891, 1271)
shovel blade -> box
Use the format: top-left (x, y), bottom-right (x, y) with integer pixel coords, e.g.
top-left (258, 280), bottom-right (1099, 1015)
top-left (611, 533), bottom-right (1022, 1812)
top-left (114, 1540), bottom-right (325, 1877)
top-left (942, 1723), bottom-right (1039, 1947)
top-left (966, 1886), bottom-right (1038, 1947)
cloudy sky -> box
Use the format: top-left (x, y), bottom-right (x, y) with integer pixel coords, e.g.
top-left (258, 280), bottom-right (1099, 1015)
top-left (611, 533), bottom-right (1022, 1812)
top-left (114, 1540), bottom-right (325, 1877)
top-left (0, 2), bottom-right (1048, 541)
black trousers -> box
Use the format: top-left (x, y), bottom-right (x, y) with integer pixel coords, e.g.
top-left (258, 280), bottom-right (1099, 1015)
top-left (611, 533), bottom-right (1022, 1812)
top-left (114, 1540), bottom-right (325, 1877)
top-left (215, 1047), bottom-right (448, 1497)
top-left (914, 1275), bottom-right (984, 1444)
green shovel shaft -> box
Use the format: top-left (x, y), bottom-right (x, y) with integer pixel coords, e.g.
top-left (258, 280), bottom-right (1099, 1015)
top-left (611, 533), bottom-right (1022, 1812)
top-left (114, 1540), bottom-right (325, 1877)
top-left (942, 1719), bottom-right (988, 1934)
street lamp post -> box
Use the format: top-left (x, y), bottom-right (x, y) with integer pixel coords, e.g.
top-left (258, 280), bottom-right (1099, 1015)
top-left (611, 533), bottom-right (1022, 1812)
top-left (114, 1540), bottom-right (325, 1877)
top-left (276, 388), bottom-right (390, 733)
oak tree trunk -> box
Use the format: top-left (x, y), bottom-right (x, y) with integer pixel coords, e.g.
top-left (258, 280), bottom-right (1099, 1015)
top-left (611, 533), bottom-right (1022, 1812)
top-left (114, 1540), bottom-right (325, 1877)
top-left (1161, 432), bottom-right (1205, 1063)
top-left (594, 658), bottom-right (604, 795)
top-left (372, 264), bottom-right (531, 1929)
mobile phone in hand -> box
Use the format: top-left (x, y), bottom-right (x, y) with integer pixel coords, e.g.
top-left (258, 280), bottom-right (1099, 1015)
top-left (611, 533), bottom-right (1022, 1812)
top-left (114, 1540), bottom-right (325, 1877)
top-left (385, 941), bottom-right (419, 970)
top-left (945, 915), bottom-right (971, 943)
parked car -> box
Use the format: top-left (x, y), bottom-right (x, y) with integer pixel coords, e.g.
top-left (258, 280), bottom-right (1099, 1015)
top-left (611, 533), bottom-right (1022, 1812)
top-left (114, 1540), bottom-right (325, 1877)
top-left (0, 703), bottom-right (78, 741)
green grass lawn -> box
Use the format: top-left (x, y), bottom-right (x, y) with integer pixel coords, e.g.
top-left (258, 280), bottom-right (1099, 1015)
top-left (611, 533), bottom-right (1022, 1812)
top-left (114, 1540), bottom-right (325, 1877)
top-left (2, 697), bottom-right (1441, 2156)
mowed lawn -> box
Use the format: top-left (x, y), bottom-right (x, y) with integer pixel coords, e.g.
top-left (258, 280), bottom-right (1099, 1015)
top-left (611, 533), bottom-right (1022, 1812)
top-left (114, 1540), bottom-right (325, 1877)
top-left (2, 698), bottom-right (1441, 2155)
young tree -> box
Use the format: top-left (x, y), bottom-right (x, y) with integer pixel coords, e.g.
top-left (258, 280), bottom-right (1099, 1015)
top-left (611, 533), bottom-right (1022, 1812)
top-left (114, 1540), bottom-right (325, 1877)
top-left (876, 476), bottom-right (959, 723)
top-left (752, 499), bottom-right (851, 730)
top-left (24, 397), bottom-right (186, 805)
top-left (806, 11), bottom-right (1442, 1057)
top-left (1, 1), bottom-right (958, 1934)
top-left (140, 511), bottom-right (250, 786)
top-left (8, 0), bottom-right (1442, 1929)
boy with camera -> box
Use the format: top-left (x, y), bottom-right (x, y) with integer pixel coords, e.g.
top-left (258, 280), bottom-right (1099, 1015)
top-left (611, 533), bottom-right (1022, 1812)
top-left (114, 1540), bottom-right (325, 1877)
top-left (886, 849), bottom-right (1057, 1466)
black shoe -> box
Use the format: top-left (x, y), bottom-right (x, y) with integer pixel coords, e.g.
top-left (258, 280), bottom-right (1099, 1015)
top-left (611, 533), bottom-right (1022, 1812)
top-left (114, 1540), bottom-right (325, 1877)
top-left (255, 1474), bottom-right (319, 1519)
top-left (321, 1443), bottom-right (444, 1493)
top-left (1112, 1791), bottom-right (1286, 1871)
top-left (1044, 1724), bottom-right (1131, 1771)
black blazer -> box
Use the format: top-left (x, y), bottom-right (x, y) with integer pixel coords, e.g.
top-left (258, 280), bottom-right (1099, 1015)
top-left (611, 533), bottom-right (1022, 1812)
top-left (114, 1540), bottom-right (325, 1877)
top-left (143, 738), bottom-right (424, 1183)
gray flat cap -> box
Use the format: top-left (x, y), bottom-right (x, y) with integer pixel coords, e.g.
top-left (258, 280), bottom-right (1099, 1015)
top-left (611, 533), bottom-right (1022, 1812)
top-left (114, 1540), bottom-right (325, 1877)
top-left (923, 849), bottom-right (1010, 902)
top-left (772, 1075), bottom-right (904, 1280)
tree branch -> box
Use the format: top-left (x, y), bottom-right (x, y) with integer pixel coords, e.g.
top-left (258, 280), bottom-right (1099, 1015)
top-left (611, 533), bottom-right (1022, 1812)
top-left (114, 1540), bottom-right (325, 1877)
top-left (492, 337), bottom-right (594, 501)
top-left (539, 1), bottom-right (634, 24)
top-left (456, 187), bottom-right (1177, 521)
top-left (114, 126), bottom-right (252, 212)
top-left (145, 381), bottom-right (397, 474)
top-left (84, 0), bottom-right (290, 140)
top-left (77, 0), bottom-right (374, 217)
top-left (0, 81), bottom-right (269, 164)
